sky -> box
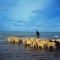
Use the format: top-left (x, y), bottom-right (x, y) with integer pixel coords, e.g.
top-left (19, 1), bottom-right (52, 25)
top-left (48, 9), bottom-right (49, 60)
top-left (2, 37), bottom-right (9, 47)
top-left (0, 0), bottom-right (60, 32)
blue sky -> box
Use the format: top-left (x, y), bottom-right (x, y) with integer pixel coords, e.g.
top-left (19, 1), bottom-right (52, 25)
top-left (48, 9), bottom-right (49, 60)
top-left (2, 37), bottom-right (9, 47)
top-left (0, 0), bottom-right (60, 32)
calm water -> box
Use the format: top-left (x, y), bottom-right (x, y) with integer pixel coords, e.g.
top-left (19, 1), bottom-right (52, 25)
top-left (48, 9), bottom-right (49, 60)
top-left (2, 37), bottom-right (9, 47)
top-left (0, 32), bottom-right (60, 60)
top-left (0, 31), bottom-right (60, 41)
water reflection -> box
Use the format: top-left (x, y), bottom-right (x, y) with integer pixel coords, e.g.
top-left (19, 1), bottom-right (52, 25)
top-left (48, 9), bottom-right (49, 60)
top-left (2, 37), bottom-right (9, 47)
top-left (0, 42), bottom-right (60, 60)
top-left (24, 45), bottom-right (55, 53)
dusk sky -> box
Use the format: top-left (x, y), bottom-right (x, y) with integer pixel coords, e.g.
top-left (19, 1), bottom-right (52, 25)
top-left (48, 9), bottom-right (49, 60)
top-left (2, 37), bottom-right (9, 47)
top-left (0, 0), bottom-right (60, 32)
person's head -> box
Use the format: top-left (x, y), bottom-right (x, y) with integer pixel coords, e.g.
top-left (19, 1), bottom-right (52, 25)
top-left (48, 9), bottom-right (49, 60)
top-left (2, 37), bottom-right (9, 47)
top-left (36, 30), bottom-right (38, 32)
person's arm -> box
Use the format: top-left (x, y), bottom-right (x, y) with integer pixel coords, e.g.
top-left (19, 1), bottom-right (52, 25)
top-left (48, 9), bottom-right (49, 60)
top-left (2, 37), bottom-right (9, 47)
top-left (39, 33), bottom-right (40, 36)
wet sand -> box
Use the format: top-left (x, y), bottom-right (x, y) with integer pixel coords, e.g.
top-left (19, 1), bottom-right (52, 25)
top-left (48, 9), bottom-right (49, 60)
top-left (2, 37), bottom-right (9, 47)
top-left (0, 41), bottom-right (60, 60)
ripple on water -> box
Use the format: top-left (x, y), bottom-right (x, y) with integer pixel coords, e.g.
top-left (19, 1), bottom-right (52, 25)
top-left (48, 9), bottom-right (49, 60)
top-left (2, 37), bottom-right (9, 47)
top-left (0, 42), bottom-right (60, 60)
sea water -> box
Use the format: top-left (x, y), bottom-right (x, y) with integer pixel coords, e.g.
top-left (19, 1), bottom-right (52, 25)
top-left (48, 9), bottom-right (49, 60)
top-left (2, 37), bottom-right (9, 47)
top-left (0, 31), bottom-right (60, 60)
top-left (0, 31), bottom-right (60, 41)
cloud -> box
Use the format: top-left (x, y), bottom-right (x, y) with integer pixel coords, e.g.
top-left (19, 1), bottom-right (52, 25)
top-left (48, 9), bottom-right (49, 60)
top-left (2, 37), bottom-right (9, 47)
top-left (57, 0), bottom-right (60, 2)
top-left (17, 20), bottom-right (24, 22)
top-left (32, 24), bottom-right (44, 27)
top-left (0, 7), bottom-right (4, 10)
top-left (32, 9), bottom-right (42, 13)
top-left (0, 23), bottom-right (13, 31)
top-left (44, 21), bottom-right (60, 29)
top-left (23, 23), bottom-right (44, 28)
top-left (32, 11), bottom-right (37, 13)
top-left (0, 0), bottom-right (18, 7)
top-left (46, 25), bottom-right (58, 28)
top-left (57, 8), bottom-right (60, 10)
top-left (8, 20), bottom-right (15, 21)
top-left (46, 22), bottom-right (52, 25)
top-left (0, 17), bottom-right (2, 19)
top-left (14, 24), bottom-right (22, 26)
top-left (33, 0), bottom-right (36, 1)
top-left (6, 0), bottom-right (51, 21)
top-left (29, 17), bottom-right (32, 18)
top-left (0, 0), bottom-right (60, 32)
